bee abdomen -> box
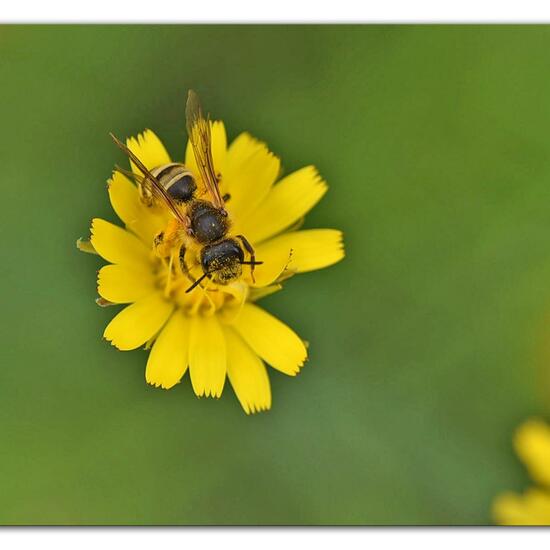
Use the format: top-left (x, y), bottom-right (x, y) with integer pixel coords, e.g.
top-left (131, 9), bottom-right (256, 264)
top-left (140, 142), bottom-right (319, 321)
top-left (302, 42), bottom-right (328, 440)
top-left (151, 163), bottom-right (197, 203)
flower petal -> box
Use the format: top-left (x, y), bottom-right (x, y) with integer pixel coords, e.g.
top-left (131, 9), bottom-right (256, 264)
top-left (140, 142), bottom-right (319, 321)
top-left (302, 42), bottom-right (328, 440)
top-left (146, 311), bottom-right (189, 389)
top-left (185, 120), bottom-right (227, 186)
top-left (231, 303), bottom-right (306, 376)
top-left (108, 170), bottom-right (168, 245)
top-left (127, 129), bottom-right (171, 174)
top-left (248, 284), bottom-right (282, 302)
top-left (103, 292), bottom-right (174, 351)
top-left (243, 243), bottom-right (293, 289)
top-left (223, 132), bottom-right (280, 223)
top-left (90, 218), bottom-right (151, 268)
top-left (224, 327), bottom-right (271, 414)
top-left (235, 166), bottom-right (327, 244)
top-left (256, 229), bottom-right (345, 274)
top-left (493, 489), bottom-right (550, 525)
top-left (97, 264), bottom-right (156, 304)
top-left (514, 419), bottom-right (550, 487)
top-left (188, 314), bottom-right (226, 398)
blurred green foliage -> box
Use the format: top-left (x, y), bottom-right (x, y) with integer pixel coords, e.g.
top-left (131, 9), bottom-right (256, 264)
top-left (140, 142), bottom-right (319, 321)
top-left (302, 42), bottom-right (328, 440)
top-left (1, 25), bottom-right (550, 524)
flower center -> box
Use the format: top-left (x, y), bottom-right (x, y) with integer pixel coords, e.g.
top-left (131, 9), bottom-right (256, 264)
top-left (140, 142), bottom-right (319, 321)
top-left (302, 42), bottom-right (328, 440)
top-left (151, 243), bottom-right (248, 318)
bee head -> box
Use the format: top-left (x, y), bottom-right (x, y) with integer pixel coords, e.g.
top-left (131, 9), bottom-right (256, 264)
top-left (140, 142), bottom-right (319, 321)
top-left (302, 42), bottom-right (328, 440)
top-left (200, 238), bottom-right (244, 284)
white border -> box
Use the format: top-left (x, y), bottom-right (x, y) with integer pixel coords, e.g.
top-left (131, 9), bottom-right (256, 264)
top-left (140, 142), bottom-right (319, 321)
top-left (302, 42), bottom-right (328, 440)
top-left (1, 528), bottom-right (550, 549)
top-left (3, 0), bottom-right (550, 23)
top-left (2, 3), bottom-right (550, 545)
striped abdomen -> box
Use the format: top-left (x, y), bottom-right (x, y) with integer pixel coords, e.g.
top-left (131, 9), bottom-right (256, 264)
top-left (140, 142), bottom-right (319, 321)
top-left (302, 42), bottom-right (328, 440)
top-left (150, 163), bottom-right (197, 203)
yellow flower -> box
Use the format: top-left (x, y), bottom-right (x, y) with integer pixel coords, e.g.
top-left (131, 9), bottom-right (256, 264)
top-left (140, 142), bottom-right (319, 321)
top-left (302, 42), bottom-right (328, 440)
top-left (493, 418), bottom-right (550, 525)
top-left (78, 119), bottom-right (344, 414)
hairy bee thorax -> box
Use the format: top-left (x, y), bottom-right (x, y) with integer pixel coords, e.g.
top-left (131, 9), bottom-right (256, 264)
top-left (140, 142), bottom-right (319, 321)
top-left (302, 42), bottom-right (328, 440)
top-left (188, 200), bottom-right (230, 244)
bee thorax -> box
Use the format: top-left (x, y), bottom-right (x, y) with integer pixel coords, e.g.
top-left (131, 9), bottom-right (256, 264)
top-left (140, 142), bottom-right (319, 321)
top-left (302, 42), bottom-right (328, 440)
top-left (189, 200), bottom-right (229, 244)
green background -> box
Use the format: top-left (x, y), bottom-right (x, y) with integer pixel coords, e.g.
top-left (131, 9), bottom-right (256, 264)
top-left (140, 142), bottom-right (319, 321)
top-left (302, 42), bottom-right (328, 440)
top-left (1, 25), bottom-right (550, 525)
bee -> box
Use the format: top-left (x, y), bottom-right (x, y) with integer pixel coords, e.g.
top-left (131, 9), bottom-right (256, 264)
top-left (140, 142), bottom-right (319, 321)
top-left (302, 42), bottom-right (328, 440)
top-left (110, 90), bottom-right (262, 293)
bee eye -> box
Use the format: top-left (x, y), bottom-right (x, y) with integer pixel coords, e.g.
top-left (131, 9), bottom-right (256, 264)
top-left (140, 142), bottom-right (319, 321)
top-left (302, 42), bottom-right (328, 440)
top-left (167, 174), bottom-right (196, 202)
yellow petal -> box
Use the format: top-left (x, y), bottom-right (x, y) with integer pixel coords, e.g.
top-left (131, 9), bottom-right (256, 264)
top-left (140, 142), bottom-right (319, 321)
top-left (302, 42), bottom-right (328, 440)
top-left (256, 229), bottom-right (345, 274)
top-left (223, 132), bottom-right (280, 223)
top-left (185, 120), bottom-right (227, 191)
top-left (493, 489), bottom-right (550, 525)
top-left (248, 284), bottom-right (282, 302)
top-left (146, 311), bottom-right (189, 389)
top-left (108, 170), bottom-right (168, 245)
top-left (188, 315), bottom-right (226, 398)
top-left (243, 242), bottom-right (293, 289)
top-left (103, 292), bottom-right (174, 351)
top-left (126, 129), bottom-right (171, 174)
top-left (97, 264), bottom-right (156, 304)
top-left (515, 419), bottom-right (550, 487)
top-left (90, 218), bottom-right (151, 268)
top-left (231, 303), bottom-right (306, 376)
top-left (224, 327), bottom-right (271, 414)
top-left (236, 166), bottom-right (327, 244)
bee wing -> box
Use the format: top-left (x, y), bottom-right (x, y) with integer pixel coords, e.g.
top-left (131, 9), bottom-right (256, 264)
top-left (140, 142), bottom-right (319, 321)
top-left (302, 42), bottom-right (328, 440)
top-left (114, 164), bottom-right (145, 183)
top-left (110, 133), bottom-right (189, 226)
top-left (185, 90), bottom-right (225, 209)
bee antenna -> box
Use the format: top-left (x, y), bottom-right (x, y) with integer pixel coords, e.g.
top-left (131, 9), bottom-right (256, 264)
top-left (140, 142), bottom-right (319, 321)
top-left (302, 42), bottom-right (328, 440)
top-left (185, 261), bottom-right (263, 293)
top-left (185, 272), bottom-right (210, 294)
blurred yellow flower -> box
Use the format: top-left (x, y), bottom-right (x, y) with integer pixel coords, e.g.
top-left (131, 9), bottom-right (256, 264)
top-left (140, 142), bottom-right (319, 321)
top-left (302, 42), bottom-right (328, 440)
top-left (492, 418), bottom-right (550, 525)
top-left (78, 119), bottom-right (344, 414)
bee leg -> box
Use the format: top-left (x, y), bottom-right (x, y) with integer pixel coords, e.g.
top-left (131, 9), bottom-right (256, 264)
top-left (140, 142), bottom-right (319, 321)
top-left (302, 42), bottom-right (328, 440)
top-left (153, 230), bottom-right (175, 259)
top-left (114, 165), bottom-right (154, 207)
top-left (164, 249), bottom-right (176, 297)
top-left (154, 231), bottom-right (164, 243)
top-left (236, 234), bottom-right (259, 283)
top-left (139, 186), bottom-right (154, 207)
top-left (153, 231), bottom-right (165, 253)
top-left (178, 245), bottom-right (197, 285)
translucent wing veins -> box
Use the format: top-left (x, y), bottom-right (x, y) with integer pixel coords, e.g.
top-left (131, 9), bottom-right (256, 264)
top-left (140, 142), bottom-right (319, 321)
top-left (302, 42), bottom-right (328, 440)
top-left (185, 90), bottom-right (225, 210)
top-left (109, 133), bottom-right (188, 225)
